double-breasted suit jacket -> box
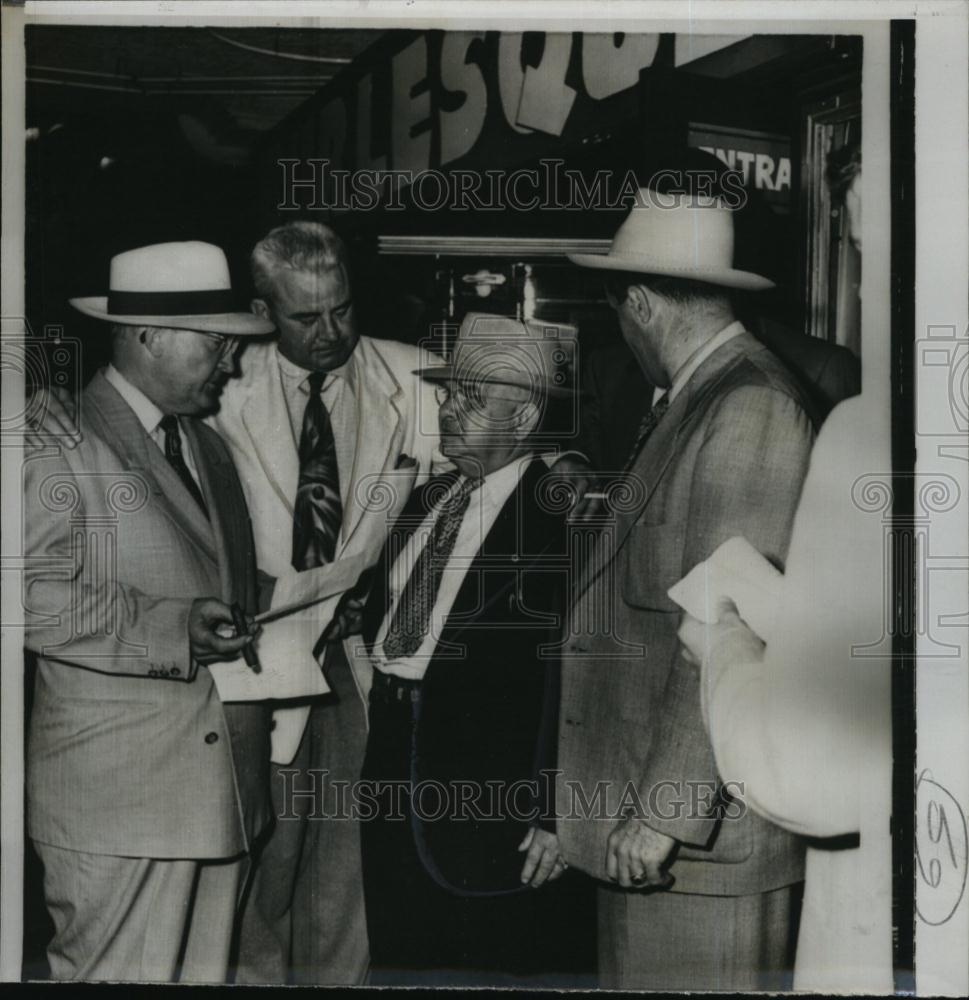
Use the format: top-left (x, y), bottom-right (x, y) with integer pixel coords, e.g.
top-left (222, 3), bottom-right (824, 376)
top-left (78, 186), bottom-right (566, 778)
top-left (557, 330), bottom-right (817, 896)
top-left (24, 370), bottom-right (272, 860)
top-left (359, 460), bottom-right (569, 895)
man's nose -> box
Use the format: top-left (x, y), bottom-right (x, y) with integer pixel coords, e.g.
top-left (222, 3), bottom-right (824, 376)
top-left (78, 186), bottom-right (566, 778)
top-left (216, 351), bottom-right (235, 375)
top-left (318, 313), bottom-right (339, 337)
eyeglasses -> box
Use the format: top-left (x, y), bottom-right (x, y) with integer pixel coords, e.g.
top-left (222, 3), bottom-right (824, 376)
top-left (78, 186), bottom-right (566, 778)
top-left (433, 381), bottom-right (528, 411)
top-left (197, 331), bottom-right (240, 361)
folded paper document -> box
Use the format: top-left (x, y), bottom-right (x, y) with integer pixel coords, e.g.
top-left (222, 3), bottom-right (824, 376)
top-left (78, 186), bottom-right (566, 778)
top-left (667, 536), bottom-right (784, 644)
top-left (208, 552), bottom-right (372, 703)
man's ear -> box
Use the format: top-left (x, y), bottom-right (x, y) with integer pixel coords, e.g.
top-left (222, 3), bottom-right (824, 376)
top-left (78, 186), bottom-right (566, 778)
top-left (513, 400), bottom-right (541, 442)
top-left (626, 284), bottom-right (654, 329)
top-left (140, 326), bottom-right (167, 358)
top-left (251, 298), bottom-right (271, 320)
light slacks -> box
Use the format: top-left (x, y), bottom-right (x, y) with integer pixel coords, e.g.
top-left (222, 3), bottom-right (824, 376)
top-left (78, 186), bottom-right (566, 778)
top-left (235, 643), bottom-right (369, 985)
top-left (35, 841), bottom-right (247, 983)
top-left (597, 881), bottom-right (801, 991)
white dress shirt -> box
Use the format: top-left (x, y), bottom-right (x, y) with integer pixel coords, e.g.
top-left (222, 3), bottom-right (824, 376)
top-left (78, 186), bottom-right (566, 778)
top-left (651, 319), bottom-right (746, 408)
top-left (371, 456), bottom-right (530, 680)
top-left (104, 364), bottom-right (202, 490)
top-left (276, 346), bottom-right (357, 504)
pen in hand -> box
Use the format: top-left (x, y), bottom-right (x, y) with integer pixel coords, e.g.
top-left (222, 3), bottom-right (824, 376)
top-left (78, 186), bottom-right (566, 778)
top-left (230, 602), bottom-right (262, 673)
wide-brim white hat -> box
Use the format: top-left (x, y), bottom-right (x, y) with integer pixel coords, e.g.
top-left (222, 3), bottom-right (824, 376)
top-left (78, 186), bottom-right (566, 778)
top-left (569, 188), bottom-right (774, 291)
top-left (415, 312), bottom-right (578, 398)
top-left (70, 240), bottom-right (275, 336)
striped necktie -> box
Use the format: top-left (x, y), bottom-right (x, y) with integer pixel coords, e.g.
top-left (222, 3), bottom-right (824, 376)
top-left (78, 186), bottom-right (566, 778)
top-left (381, 477), bottom-right (480, 659)
top-left (292, 371), bottom-right (343, 570)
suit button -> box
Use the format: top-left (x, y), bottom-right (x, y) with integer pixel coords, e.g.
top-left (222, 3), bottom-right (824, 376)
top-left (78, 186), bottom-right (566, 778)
top-left (312, 486), bottom-right (325, 499)
top-left (204, 732), bottom-right (219, 744)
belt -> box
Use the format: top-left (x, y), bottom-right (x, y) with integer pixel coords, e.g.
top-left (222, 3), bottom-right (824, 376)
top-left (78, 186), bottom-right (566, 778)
top-left (370, 668), bottom-right (422, 704)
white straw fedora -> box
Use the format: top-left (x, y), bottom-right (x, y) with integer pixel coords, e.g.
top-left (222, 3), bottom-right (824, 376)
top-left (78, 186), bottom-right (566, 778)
top-left (415, 312), bottom-right (578, 399)
top-left (70, 241), bottom-right (275, 336)
top-left (569, 189), bottom-right (774, 291)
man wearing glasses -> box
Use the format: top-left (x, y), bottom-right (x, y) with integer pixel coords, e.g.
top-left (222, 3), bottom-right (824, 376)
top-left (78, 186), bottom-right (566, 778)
top-left (23, 241), bottom-right (276, 981)
top-left (348, 313), bottom-right (596, 987)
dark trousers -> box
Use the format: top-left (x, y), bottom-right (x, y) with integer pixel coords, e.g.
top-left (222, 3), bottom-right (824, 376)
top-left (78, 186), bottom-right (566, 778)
top-left (359, 677), bottom-right (597, 989)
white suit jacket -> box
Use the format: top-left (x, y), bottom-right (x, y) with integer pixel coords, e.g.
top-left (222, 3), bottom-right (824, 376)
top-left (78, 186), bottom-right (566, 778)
top-left (209, 335), bottom-right (444, 761)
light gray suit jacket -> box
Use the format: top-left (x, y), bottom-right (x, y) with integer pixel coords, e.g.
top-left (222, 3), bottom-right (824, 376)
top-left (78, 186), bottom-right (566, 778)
top-left (557, 331), bottom-right (816, 896)
top-left (24, 370), bottom-right (272, 860)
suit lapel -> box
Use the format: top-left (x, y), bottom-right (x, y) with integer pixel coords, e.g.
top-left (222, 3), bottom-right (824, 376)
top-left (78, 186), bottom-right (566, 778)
top-left (183, 421), bottom-right (238, 602)
top-left (240, 347), bottom-right (300, 518)
top-left (339, 339), bottom-right (405, 551)
top-left (572, 334), bottom-right (753, 601)
top-left (85, 373), bottom-right (219, 565)
top-left (441, 461), bottom-right (559, 645)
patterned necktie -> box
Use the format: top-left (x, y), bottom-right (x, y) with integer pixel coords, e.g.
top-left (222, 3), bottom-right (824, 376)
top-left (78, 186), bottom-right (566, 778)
top-left (622, 392), bottom-right (671, 472)
top-left (292, 371), bottom-right (343, 570)
top-left (159, 415), bottom-right (209, 519)
top-left (381, 477), bottom-right (480, 659)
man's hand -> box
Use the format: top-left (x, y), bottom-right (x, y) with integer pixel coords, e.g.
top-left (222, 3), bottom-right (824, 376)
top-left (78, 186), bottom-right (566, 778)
top-left (27, 385), bottom-right (81, 449)
top-left (319, 596), bottom-right (366, 643)
top-left (606, 817), bottom-right (677, 889)
top-left (518, 826), bottom-right (568, 888)
top-left (677, 604), bottom-right (765, 668)
top-left (548, 453), bottom-right (604, 520)
top-left (189, 597), bottom-right (259, 664)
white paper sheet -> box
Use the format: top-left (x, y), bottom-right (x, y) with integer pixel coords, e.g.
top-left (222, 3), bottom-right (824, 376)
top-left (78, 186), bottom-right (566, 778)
top-left (667, 535), bottom-right (784, 644)
top-left (209, 552), bottom-right (372, 702)
top-left (207, 616), bottom-right (330, 703)
top-left (258, 551), bottom-right (373, 625)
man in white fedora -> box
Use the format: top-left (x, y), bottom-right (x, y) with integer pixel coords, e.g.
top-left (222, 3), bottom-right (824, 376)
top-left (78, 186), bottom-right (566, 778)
top-left (23, 241), bottom-right (276, 981)
top-left (351, 312), bottom-right (596, 987)
top-left (556, 191), bottom-right (817, 990)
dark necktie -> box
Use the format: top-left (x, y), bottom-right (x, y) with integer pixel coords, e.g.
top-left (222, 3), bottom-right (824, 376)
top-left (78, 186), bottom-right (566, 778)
top-left (292, 371), bottom-right (343, 570)
top-left (159, 415), bottom-right (209, 519)
top-left (622, 392), bottom-right (671, 472)
top-left (381, 477), bottom-right (480, 659)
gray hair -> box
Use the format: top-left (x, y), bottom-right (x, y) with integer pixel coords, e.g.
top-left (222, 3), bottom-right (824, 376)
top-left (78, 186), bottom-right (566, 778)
top-left (250, 221), bottom-right (349, 301)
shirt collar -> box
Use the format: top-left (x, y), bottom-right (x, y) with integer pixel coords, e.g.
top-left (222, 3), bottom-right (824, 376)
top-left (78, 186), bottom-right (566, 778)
top-left (652, 320), bottom-right (746, 407)
top-left (104, 363), bottom-right (166, 436)
top-left (452, 455), bottom-right (532, 507)
top-left (275, 343), bottom-right (353, 393)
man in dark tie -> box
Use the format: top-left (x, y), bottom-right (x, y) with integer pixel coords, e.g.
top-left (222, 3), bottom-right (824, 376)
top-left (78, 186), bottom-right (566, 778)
top-left (349, 313), bottom-right (596, 988)
top-left (24, 241), bottom-right (275, 981)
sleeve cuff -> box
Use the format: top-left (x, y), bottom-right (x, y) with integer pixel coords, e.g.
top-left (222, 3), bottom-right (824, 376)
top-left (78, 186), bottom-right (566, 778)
top-left (143, 596), bottom-right (195, 682)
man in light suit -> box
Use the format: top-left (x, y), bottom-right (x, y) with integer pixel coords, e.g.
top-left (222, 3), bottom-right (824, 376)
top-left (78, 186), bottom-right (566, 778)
top-left (209, 221), bottom-right (445, 985)
top-left (557, 191), bottom-right (817, 990)
top-left (24, 241), bottom-right (276, 982)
